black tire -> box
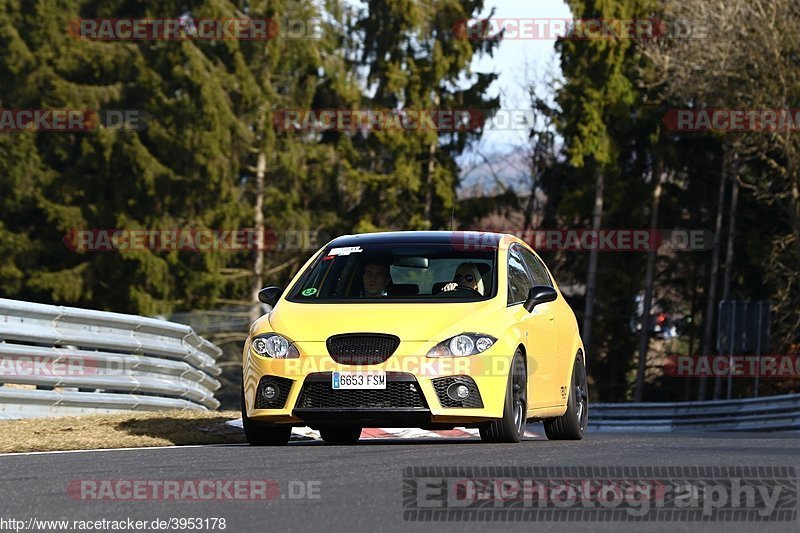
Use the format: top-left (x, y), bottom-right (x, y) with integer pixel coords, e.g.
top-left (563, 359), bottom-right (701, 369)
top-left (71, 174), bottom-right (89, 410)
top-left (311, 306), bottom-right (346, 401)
top-left (319, 426), bottom-right (362, 445)
top-left (480, 351), bottom-right (527, 443)
top-left (544, 352), bottom-right (588, 440)
top-left (241, 388), bottom-right (292, 446)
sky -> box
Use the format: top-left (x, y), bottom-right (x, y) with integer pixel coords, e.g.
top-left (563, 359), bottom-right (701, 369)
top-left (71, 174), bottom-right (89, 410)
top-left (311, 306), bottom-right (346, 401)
top-left (469, 0), bottom-right (571, 151)
top-left (457, 0), bottom-right (572, 192)
top-left (344, 0), bottom-right (573, 190)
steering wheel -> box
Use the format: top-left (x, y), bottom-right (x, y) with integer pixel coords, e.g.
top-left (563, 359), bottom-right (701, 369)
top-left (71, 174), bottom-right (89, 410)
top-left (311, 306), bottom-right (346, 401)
top-left (455, 285), bottom-right (481, 295)
top-left (441, 285), bottom-right (481, 296)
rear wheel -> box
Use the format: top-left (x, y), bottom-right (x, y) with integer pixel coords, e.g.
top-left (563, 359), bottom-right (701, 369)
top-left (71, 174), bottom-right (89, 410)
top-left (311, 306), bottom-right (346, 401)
top-left (241, 387), bottom-right (292, 446)
top-left (480, 351), bottom-right (527, 443)
top-left (544, 352), bottom-right (588, 440)
top-left (319, 426), bottom-right (362, 444)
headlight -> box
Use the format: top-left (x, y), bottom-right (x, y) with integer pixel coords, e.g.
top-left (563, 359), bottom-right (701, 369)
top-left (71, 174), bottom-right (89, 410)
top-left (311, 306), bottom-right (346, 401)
top-left (427, 333), bottom-right (496, 357)
top-left (251, 334), bottom-right (300, 359)
top-left (449, 335), bottom-right (474, 356)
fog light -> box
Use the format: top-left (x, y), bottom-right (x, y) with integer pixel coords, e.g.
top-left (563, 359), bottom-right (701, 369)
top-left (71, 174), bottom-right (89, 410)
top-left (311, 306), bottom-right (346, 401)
top-left (262, 384), bottom-right (278, 401)
top-left (447, 382), bottom-right (470, 401)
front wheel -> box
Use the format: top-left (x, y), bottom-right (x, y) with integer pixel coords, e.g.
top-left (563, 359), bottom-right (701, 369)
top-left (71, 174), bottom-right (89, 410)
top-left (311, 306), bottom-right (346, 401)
top-left (543, 352), bottom-right (588, 440)
top-left (480, 351), bottom-right (527, 443)
top-left (241, 387), bottom-right (292, 446)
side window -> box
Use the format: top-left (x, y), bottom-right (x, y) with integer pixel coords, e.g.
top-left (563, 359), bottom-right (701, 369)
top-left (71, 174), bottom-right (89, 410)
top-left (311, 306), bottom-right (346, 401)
top-left (518, 247), bottom-right (553, 287)
top-left (507, 247), bottom-right (534, 305)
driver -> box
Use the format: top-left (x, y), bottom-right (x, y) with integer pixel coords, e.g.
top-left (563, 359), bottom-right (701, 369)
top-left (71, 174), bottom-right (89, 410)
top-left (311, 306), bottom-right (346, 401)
top-left (361, 260), bottom-right (391, 298)
top-left (441, 262), bottom-right (484, 295)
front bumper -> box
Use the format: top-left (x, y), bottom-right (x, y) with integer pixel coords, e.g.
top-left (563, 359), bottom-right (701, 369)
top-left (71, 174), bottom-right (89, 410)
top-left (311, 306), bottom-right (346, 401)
top-left (243, 341), bottom-right (514, 426)
top-left (294, 371), bottom-right (429, 426)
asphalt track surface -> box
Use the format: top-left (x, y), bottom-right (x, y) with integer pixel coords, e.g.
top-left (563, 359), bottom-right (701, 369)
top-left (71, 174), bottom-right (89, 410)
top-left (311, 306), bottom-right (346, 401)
top-left (1, 431), bottom-right (798, 533)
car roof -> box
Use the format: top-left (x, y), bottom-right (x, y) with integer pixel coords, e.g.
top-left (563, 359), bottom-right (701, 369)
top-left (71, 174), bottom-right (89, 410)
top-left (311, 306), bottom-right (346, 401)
top-left (326, 230), bottom-right (505, 248)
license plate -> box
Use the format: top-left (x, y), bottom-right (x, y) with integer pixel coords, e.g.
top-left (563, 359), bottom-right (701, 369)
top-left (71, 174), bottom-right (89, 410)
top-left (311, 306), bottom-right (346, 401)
top-left (332, 371), bottom-right (386, 389)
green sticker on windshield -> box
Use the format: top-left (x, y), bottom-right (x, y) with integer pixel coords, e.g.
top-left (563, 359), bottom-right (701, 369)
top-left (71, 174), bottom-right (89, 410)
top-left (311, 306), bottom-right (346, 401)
top-left (301, 288), bottom-right (317, 296)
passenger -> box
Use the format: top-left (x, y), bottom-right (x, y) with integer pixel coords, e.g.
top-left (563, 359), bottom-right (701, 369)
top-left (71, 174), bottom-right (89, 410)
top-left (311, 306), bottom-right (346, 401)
top-left (441, 262), bottom-right (484, 295)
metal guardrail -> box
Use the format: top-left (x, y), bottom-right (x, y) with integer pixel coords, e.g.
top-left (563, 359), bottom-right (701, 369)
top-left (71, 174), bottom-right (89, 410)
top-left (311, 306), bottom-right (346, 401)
top-left (589, 393), bottom-right (800, 432)
top-left (0, 298), bottom-right (223, 419)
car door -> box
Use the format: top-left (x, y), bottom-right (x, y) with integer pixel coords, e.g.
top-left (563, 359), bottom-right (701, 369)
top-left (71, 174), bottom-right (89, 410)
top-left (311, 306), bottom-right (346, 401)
top-left (506, 245), bottom-right (558, 409)
top-left (516, 245), bottom-right (562, 406)
top-left (524, 249), bottom-right (577, 396)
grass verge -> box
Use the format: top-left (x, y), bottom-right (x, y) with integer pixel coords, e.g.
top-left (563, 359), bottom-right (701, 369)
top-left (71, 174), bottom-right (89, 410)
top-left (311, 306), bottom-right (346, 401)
top-left (0, 410), bottom-right (245, 453)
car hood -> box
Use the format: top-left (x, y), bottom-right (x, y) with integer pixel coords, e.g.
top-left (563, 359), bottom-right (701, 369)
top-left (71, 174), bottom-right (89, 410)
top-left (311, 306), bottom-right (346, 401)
top-left (265, 299), bottom-right (503, 342)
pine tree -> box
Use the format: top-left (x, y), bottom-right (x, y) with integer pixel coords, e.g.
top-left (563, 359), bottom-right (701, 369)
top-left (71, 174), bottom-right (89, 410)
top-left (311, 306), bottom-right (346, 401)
top-left (0, 0), bottom-right (256, 314)
top-left (347, 0), bottom-right (499, 231)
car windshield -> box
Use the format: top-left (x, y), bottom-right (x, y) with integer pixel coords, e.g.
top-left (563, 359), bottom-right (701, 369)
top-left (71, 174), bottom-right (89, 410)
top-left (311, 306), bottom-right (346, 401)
top-left (287, 244), bottom-right (496, 302)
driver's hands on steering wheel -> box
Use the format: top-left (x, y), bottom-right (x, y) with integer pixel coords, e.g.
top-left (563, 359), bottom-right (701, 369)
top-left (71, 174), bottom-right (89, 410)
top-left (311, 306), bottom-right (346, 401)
top-left (441, 282), bottom-right (481, 295)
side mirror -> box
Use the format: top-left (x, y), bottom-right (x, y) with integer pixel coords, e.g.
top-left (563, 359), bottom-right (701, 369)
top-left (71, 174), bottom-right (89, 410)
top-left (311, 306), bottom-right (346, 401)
top-left (523, 285), bottom-right (557, 312)
top-left (258, 286), bottom-right (283, 307)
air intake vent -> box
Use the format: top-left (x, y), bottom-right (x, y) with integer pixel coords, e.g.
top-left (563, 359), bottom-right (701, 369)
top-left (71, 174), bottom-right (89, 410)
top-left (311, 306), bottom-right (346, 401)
top-left (297, 381), bottom-right (426, 409)
top-left (254, 376), bottom-right (293, 409)
top-left (432, 376), bottom-right (483, 408)
top-left (326, 334), bottom-right (400, 365)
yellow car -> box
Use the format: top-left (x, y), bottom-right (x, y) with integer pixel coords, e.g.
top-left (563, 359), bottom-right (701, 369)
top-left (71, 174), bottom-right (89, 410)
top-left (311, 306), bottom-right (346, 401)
top-left (241, 231), bottom-right (587, 445)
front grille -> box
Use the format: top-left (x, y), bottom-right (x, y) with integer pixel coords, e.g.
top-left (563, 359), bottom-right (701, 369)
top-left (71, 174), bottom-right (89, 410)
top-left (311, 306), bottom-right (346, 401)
top-left (297, 381), bottom-right (426, 409)
top-left (432, 376), bottom-right (484, 408)
top-left (254, 376), bottom-right (293, 409)
top-left (326, 334), bottom-right (400, 365)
